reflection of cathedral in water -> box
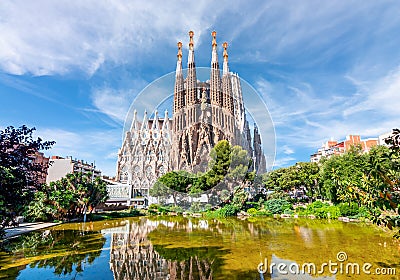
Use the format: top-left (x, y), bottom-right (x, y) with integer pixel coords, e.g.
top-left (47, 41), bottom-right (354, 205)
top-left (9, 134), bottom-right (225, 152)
top-left (106, 218), bottom-right (215, 280)
top-left (107, 219), bottom-right (167, 279)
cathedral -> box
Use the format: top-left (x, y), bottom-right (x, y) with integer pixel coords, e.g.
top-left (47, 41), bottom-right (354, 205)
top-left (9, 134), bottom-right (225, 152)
top-left (113, 31), bottom-right (265, 206)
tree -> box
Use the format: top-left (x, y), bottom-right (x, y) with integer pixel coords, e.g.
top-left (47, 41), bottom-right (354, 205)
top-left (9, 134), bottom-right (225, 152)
top-left (205, 140), bottom-right (232, 189)
top-left (26, 172), bottom-right (108, 221)
top-left (151, 140), bottom-right (254, 208)
top-left (262, 162), bottom-right (320, 201)
top-left (150, 171), bottom-right (194, 205)
top-left (319, 145), bottom-right (367, 204)
top-left (360, 142), bottom-right (400, 235)
top-left (294, 162), bottom-right (320, 199)
top-left (317, 139), bottom-right (399, 237)
top-left (0, 125), bottom-right (54, 235)
top-left (228, 145), bottom-right (251, 183)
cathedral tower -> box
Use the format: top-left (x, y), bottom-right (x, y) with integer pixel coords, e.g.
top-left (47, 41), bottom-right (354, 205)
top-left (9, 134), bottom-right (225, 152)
top-left (115, 31), bottom-right (266, 207)
top-left (171, 31), bottom-right (255, 172)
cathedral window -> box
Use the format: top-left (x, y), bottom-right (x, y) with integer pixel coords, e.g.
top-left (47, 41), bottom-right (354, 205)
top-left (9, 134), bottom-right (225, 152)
top-left (145, 166), bottom-right (152, 178)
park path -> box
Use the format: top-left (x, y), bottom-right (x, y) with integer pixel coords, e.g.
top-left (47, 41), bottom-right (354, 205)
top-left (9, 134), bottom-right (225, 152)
top-left (3, 222), bottom-right (59, 239)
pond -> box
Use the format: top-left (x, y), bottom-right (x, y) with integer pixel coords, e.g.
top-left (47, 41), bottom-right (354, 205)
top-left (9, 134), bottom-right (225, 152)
top-left (0, 217), bottom-right (399, 279)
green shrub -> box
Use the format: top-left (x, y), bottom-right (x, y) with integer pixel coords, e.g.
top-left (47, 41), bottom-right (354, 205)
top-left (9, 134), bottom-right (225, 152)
top-left (247, 208), bottom-right (258, 215)
top-left (357, 206), bottom-right (370, 218)
top-left (308, 200), bottom-right (325, 210)
top-left (219, 204), bottom-right (238, 217)
top-left (158, 206), bottom-right (169, 214)
top-left (338, 202), bottom-right (359, 217)
top-left (128, 208), bottom-right (141, 216)
top-left (265, 199), bottom-right (292, 214)
top-left (294, 206), bottom-right (307, 215)
top-left (295, 201), bottom-right (340, 219)
top-left (189, 202), bottom-right (202, 213)
top-left (169, 205), bottom-right (183, 213)
top-left (267, 191), bottom-right (291, 201)
top-left (148, 204), bottom-right (160, 211)
top-left (283, 208), bottom-right (294, 215)
top-left (256, 209), bottom-right (273, 216)
top-left (204, 204), bottom-right (212, 211)
top-left (204, 204), bottom-right (239, 218)
top-left (324, 205), bottom-right (341, 219)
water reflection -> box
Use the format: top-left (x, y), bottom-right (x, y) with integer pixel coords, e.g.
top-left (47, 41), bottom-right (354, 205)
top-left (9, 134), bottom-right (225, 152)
top-left (104, 220), bottom-right (169, 279)
top-left (105, 219), bottom-right (227, 280)
top-left (0, 217), bottom-right (399, 279)
top-left (0, 226), bottom-right (106, 279)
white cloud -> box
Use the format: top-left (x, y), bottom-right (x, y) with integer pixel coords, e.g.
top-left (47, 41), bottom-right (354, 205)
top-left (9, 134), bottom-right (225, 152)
top-left (273, 156), bottom-right (296, 168)
top-left (257, 61), bottom-right (400, 160)
top-left (91, 88), bottom-right (134, 123)
top-left (344, 67), bottom-right (400, 118)
top-left (1, 1), bottom-right (398, 80)
top-left (0, 1), bottom-right (236, 76)
top-left (3, 0), bottom-right (400, 172)
top-left (282, 145), bottom-right (295, 155)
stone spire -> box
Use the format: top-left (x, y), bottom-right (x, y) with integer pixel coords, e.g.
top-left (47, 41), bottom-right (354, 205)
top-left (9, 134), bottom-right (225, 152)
top-left (210, 31), bottom-right (222, 106)
top-left (152, 110), bottom-right (159, 130)
top-left (211, 31), bottom-right (218, 63)
top-left (174, 42), bottom-right (184, 113)
top-left (130, 109), bottom-right (138, 132)
top-left (253, 123), bottom-right (264, 173)
top-left (186, 31), bottom-right (197, 106)
top-left (141, 110), bottom-right (149, 132)
top-left (188, 31), bottom-right (195, 62)
top-left (162, 109), bottom-right (170, 131)
top-left (223, 42), bottom-right (230, 75)
top-left (222, 42), bottom-right (234, 114)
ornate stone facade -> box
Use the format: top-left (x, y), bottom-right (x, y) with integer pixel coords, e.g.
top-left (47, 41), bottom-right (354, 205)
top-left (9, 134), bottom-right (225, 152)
top-left (116, 110), bottom-right (172, 203)
top-left (114, 31), bottom-right (265, 206)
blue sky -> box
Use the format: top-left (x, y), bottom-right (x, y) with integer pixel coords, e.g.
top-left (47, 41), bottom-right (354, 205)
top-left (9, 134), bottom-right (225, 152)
top-left (1, 1), bottom-right (400, 176)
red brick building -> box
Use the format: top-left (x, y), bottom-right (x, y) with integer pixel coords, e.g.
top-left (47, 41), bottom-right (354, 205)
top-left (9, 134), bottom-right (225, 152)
top-left (310, 135), bottom-right (379, 163)
top-left (32, 151), bottom-right (50, 185)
